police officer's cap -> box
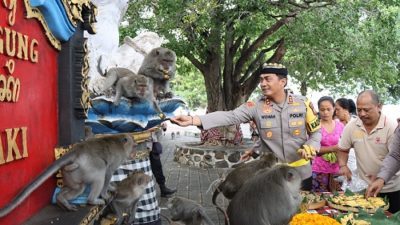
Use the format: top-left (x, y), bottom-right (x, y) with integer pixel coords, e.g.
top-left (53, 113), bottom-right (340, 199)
top-left (260, 63), bottom-right (288, 76)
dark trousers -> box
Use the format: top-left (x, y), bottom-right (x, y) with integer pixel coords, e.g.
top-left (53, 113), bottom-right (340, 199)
top-left (379, 189), bottom-right (400, 213)
top-left (149, 151), bottom-right (166, 186)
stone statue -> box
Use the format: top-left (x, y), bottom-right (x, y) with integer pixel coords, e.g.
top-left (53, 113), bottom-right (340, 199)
top-left (85, 0), bottom-right (165, 94)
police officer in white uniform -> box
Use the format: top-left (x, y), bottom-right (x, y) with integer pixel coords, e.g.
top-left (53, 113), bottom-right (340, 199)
top-left (171, 63), bottom-right (321, 190)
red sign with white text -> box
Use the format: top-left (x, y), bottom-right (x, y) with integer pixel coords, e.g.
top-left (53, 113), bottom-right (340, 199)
top-left (0, 1), bottom-right (59, 224)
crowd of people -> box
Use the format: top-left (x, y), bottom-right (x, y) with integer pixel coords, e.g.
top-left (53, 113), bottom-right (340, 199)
top-left (171, 63), bottom-right (400, 214)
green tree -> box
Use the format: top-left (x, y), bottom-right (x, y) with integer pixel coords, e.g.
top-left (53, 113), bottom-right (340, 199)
top-left (283, 0), bottom-right (400, 102)
top-left (122, 0), bottom-right (400, 110)
top-left (122, 0), bottom-right (334, 112)
top-left (172, 57), bottom-right (207, 109)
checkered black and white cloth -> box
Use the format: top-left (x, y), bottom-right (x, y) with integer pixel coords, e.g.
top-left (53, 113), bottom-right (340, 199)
top-left (111, 158), bottom-right (160, 224)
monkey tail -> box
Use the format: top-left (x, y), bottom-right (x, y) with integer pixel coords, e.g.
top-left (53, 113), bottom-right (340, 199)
top-left (101, 68), bottom-right (119, 92)
top-left (211, 186), bottom-right (221, 206)
top-left (97, 55), bottom-right (106, 76)
top-left (212, 185), bottom-right (230, 225)
top-left (0, 152), bottom-right (75, 217)
top-left (215, 205), bottom-right (230, 225)
top-left (199, 208), bottom-right (219, 225)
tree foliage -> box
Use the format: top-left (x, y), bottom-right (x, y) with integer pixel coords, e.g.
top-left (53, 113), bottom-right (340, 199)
top-left (172, 57), bottom-right (207, 109)
top-left (284, 0), bottom-right (400, 103)
top-left (121, 0), bottom-right (400, 111)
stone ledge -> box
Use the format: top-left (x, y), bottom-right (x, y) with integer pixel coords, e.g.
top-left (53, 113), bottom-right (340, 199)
top-left (174, 140), bottom-right (254, 168)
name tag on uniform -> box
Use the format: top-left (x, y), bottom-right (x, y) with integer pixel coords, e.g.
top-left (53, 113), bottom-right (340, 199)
top-left (261, 114), bottom-right (276, 119)
top-left (289, 113), bottom-right (304, 118)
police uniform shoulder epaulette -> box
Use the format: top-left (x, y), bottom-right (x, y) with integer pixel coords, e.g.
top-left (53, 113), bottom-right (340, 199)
top-left (291, 94), bottom-right (306, 101)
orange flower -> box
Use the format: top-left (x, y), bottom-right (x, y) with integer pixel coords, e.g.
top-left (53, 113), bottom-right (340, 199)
top-left (290, 213), bottom-right (340, 225)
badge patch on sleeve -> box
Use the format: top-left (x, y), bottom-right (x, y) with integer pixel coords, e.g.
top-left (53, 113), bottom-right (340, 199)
top-left (304, 98), bottom-right (320, 132)
top-left (309, 101), bottom-right (317, 116)
top-left (246, 101), bottom-right (255, 108)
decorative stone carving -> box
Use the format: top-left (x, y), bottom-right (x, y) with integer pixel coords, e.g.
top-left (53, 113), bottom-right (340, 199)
top-left (228, 151), bottom-right (241, 163)
top-left (174, 141), bottom-right (254, 169)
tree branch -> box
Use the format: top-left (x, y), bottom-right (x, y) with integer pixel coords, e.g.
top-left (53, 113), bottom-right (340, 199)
top-left (232, 35), bottom-right (244, 55)
top-left (239, 38), bottom-right (284, 83)
top-left (233, 15), bottom-right (295, 80)
top-left (184, 53), bottom-right (206, 74)
top-left (266, 38), bottom-right (286, 63)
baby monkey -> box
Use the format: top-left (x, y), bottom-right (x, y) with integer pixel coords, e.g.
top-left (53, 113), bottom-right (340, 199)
top-left (110, 171), bottom-right (152, 225)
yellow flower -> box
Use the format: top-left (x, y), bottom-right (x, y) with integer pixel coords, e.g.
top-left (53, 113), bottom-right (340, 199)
top-left (290, 213), bottom-right (340, 225)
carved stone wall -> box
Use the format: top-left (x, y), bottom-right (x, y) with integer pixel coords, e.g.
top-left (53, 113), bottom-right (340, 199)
top-left (174, 141), bottom-right (255, 169)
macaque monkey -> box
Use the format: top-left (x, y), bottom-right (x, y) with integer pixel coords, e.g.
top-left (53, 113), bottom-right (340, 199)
top-left (0, 134), bottom-right (136, 217)
top-left (101, 67), bottom-right (165, 118)
top-left (167, 197), bottom-right (216, 225)
top-left (227, 164), bottom-right (302, 225)
top-left (138, 47), bottom-right (176, 99)
top-left (111, 171), bottom-right (151, 225)
top-left (212, 153), bottom-right (277, 225)
top-left (212, 153), bottom-right (277, 203)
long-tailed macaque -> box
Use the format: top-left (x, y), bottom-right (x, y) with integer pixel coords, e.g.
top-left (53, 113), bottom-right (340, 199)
top-left (212, 153), bottom-right (277, 224)
top-left (227, 164), bottom-right (302, 225)
top-left (138, 47), bottom-right (176, 99)
top-left (212, 153), bottom-right (277, 204)
top-left (101, 67), bottom-right (165, 118)
top-left (0, 134), bottom-right (136, 217)
top-left (167, 197), bottom-right (216, 225)
top-left (111, 171), bottom-right (151, 225)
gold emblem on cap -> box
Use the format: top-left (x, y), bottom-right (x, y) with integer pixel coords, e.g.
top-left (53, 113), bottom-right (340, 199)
top-left (262, 62), bottom-right (286, 69)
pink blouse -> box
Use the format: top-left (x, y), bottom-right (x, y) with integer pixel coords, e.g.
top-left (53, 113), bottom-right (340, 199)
top-left (312, 120), bottom-right (344, 174)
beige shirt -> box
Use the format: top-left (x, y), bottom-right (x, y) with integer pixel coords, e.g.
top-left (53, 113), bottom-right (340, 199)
top-left (338, 114), bottom-right (400, 193)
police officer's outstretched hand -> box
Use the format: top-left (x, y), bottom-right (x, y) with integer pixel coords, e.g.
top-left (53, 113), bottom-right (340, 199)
top-left (171, 115), bottom-right (198, 127)
top-left (240, 149), bottom-right (254, 162)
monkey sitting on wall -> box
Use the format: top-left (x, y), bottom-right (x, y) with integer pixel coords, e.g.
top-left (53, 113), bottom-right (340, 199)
top-left (110, 171), bottom-right (151, 225)
top-left (227, 164), bottom-right (302, 225)
top-left (167, 197), bottom-right (216, 225)
top-left (138, 47), bottom-right (176, 99)
top-left (0, 134), bottom-right (136, 217)
top-left (100, 67), bottom-right (165, 118)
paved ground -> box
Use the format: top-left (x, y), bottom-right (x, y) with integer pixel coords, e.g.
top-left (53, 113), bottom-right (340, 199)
top-left (157, 133), bottom-right (231, 224)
